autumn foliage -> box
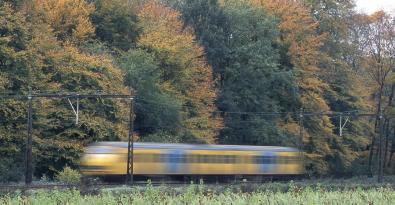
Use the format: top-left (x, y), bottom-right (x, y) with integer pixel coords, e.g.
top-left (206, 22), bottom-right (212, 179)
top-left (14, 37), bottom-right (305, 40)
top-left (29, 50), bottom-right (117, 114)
top-left (137, 1), bottom-right (222, 143)
top-left (1, 0), bottom-right (395, 180)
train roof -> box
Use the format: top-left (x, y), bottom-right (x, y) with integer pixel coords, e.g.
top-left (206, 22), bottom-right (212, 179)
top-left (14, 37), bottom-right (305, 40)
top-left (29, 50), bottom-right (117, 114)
top-left (91, 142), bottom-right (299, 152)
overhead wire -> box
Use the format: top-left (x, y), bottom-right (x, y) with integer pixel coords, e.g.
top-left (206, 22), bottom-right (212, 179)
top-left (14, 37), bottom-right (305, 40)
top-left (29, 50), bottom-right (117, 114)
top-left (0, 91), bottom-right (391, 130)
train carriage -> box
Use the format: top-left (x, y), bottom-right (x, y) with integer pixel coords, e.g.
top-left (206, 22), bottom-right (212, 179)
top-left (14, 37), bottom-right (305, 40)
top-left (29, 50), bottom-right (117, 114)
top-left (80, 142), bottom-right (304, 178)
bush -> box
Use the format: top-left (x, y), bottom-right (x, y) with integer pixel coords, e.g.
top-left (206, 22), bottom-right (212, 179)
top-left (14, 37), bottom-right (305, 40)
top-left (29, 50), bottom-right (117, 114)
top-left (0, 158), bottom-right (23, 183)
top-left (55, 166), bottom-right (81, 184)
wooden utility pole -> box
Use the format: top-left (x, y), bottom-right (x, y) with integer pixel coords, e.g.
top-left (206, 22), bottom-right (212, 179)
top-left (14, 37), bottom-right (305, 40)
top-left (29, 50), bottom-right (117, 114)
top-left (126, 95), bottom-right (134, 185)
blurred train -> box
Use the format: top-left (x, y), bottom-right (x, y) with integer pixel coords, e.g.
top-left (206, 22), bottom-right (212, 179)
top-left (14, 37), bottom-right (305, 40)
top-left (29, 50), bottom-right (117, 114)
top-left (80, 142), bottom-right (304, 180)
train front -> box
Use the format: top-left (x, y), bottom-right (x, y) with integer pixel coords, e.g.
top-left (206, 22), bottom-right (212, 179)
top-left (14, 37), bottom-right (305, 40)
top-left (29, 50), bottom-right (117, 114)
top-left (80, 143), bottom-right (127, 176)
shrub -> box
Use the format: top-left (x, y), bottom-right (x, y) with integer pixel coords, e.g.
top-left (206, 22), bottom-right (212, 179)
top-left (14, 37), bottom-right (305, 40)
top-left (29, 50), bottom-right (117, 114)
top-left (0, 158), bottom-right (23, 183)
top-left (55, 166), bottom-right (81, 184)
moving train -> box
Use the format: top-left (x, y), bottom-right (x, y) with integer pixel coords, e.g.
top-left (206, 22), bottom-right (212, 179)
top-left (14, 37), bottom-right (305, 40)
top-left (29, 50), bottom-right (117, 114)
top-left (80, 142), bottom-right (304, 180)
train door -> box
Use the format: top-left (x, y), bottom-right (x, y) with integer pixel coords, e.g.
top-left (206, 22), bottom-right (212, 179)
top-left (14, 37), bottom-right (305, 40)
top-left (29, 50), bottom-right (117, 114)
top-left (165, 149), bottom-right (186, 175)
top-left (258, 151), bottom-right (277, 174)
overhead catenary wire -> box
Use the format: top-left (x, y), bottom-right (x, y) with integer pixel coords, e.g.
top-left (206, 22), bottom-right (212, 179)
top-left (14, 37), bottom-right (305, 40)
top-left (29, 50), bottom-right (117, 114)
top-left (133, 96), bottom-right (386, 117)
top-left (2, 91), bottom-right (390, 118)
top-left (1, 90), bottom-right (391, 185)
top-left (0, 91), bottom-right (134, 185)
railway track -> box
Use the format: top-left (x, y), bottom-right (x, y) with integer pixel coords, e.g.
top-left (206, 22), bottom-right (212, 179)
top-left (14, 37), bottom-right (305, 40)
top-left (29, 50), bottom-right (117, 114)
top-left (1, 180), bottom-right (394, 194)
top-left (0, 180), bottom-right (267, 192)
top-left (0, 183), bottom-right (134, 192)
top-left (0, 184), bottom-right (76, 191)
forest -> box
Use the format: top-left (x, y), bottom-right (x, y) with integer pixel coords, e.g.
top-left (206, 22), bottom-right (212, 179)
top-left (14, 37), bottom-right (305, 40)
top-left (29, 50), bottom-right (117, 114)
top-left (0, 0), bottom-right (394, 182)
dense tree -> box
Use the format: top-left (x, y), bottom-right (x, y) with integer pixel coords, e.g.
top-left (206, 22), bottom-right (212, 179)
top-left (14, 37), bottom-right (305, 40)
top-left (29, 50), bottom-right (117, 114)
top-left (91, 0), bottom-right (140, 51)
top-left (305, 0), bottom-right (374, 175)
top-left (0, 2), bottom-right (127, 179)
top-left (1, 0), bottom-right (395, 181)
top-left (118, 49), bottom-right (182, 138)
top-left (215, 0), bottom-right (296, 146)
top-left (0, 3), bottom-right (31, 181)
top-left (28, 0), bottom-right (95, 43)
top-left (306, 0), bottom-right (369, 118)
top-left (136, 0), bottom-right (221, 143)
top-left (177, 0), bottom-right (296, 146)
top-left (178, 0), bottom-right (229, 82)
top-left (249, 0), bottom-right (349, 174)
top-left (355, 11), bottom-right (395, 176)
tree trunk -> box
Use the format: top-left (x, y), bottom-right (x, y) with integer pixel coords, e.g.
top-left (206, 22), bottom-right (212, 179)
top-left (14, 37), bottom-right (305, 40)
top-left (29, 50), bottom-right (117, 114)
top-left (368, 138), bottom-right (375, 177)
top-left (383, 128), bottom-right (389, 167)
top-left (368, 84), bottom-right (384, 177)
top-left (384, 84), bottom-right (395, 167)
top-left (382, 120), bottom-right (391, 169)
top-left (378, 113), bottom-right (384, 183)
top-left (388, 130), bottom-right (395, 167)
top-left (388, 151), bottom-right (394, 167)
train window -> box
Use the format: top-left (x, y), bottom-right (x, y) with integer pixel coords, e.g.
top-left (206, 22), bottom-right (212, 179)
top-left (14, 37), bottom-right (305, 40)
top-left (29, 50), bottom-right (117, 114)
top-left (133, 153), bottom-right (140, 162)
top-left (208, 155), bottom-right (213, 163)
top-left (217, 155), bottom-right (223, 163)
top-left (222, 155), bottom-right (227, 163)
top-left (133, 154), bottom-right (160, 163)
top-left (213, 155), bottom-right (222, 163)
top-left (178, 154), bottom-right (186, 163)
top-left (133, 153), bottom-right (147, 162)
top-left (213, 155), bottom-right (218, 163)
top-left (244, 156), bottom-right (249, 163)
top-left (192, 155), bottom-right (198, 163)
top-left (223, 155), bottom-right (235, 163)
top-left (285, 156), bottom-right (293, 163)
top-left (152, 154), bottom-right (160, 162)
top-left (223, 155), bottom-right (227, 163)
top-left (168, 154), bottom-right (176, 163)
top-left (136, 154), bottom-right (145, 162)
top-left (203, 155), bottom-right (209, 163)
top-left (254, 156), bottom-right (276, 164)
top-left (278, 155), bottom-right (300, 163)
top-left (255, 156), bottom-right (261, 164)
top-left (148, 154), bottom-right (154, 162)
top-left (187, 154), bottom-right (193, 163)
top-left (163, 153), bottom-right (185, 163)
top-left (188, 155), bottom-right (196, 163)
top-left (198, 155), bottom-right (203, 163)
top-left (181, 155), bottom-right (186, 163)
top-left (204, 155), bottom-right (210, 163)
top-left (161, 154), bottom-right (166, 162)
top-left (236, 156), bottom-right (241, 163)
top-left (224, 155), bottom-right (229, 163)
top-left (86, 147), bottom-right (113, 154)
top-left (237, 155), bottom-right (246, 163)
top-left (216, 155), bottom-right (222, 163)
top-left (180, 154), bottom-right (251, 164)
top-left (230, 155), bottom-right (236, 163)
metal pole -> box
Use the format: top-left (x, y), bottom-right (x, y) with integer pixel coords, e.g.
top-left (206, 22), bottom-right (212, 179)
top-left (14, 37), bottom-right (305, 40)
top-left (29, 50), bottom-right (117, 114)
top-left (298, 108), bottom-right (304, 170)
top-left (25, 93), bottom-right (33, 184)
top-left (76, 96), bottom-right (79, 125)
top-left (339, 114), bottom-right (342, 136)
top-left (126, 95), bottom-right (134, 185)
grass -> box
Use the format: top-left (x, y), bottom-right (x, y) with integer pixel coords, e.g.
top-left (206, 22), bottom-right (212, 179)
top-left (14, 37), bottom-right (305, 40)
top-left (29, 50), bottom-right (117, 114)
top-left (0, 182), bottom-right (394, 205)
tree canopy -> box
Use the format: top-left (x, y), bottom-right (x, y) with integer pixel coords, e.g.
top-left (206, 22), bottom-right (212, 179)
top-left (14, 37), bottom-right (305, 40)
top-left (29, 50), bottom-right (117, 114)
top-left (1, 0), bottom-right (395, 180)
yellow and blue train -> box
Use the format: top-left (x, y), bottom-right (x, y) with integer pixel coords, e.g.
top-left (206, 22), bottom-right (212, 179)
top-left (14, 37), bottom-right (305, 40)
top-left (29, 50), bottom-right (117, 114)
top-left (80, 142), bottom-right (304, 178)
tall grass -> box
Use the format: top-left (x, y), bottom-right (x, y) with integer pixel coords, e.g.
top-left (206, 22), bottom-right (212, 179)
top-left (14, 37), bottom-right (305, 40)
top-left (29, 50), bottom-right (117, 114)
top-left (1, 185), bottom-right (394, 205)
